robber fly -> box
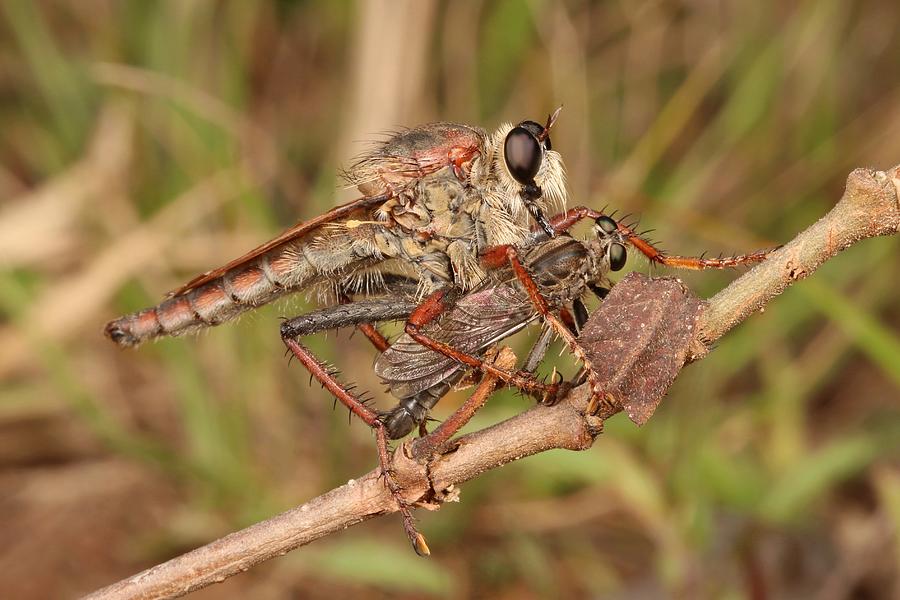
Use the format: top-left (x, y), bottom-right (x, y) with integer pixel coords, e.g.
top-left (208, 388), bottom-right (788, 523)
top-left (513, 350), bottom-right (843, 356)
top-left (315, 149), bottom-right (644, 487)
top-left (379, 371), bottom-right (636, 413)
top-left (105, 110), bottom-right (566, 347)
top-left (105, 108), bottom-right (772, 555)
top-left (278, 210), bottom-right (771, 554)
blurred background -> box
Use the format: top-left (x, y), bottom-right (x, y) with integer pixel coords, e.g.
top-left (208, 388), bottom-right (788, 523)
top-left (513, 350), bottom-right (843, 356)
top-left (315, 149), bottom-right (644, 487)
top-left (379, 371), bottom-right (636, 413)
top-left (1, 1), bottom-right (899, 598)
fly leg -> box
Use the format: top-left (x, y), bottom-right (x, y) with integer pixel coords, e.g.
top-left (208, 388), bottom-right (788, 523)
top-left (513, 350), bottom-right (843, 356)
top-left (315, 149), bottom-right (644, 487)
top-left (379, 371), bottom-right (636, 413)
top-left (410, 317), bottom-right (565, 458)
top-left (280, 299), bottom-right (417, 339)
top-left (409, 347), bottom-right (518, 460)
top-left (356, 323), bottom-right (390, 352)
top-left (337, 294), bottom-right (390, 352)
top-left (280, 300), bottom-right (428, 556)
top-left (337, 274), bottom-right (422, 353)
top-left (545, 206), bottom-right (774, 269)
top-left (500, 245), bottom-right (618, 415)
top-left (403, 291), bottom-right (560, 402)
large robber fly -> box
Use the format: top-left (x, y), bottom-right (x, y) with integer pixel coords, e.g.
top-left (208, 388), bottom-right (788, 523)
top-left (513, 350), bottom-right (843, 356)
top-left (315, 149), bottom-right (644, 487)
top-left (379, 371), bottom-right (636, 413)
top-left (105, 111), bottom-right (770, 555)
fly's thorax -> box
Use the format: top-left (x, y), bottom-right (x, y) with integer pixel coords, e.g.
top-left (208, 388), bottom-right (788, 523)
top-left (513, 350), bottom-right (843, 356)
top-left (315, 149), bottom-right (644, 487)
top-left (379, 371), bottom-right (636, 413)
top-left (521, 236), bottom-right (592, 305)
top-left (382, 168), bottom-right (490, 291)
top-left (582, 222), bottom-right (630, 287)
top-left (414, 168), bottom-right (475, 234)
top-left (345, 122), bottom-right (488, 196)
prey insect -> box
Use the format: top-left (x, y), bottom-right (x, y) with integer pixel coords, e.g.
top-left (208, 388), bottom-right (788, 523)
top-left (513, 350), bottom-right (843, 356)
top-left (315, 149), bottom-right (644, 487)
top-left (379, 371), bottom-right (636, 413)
top-left (105, 110), bottom-right (566, 347)
top-left (279, 210), bottom-right (772, 553)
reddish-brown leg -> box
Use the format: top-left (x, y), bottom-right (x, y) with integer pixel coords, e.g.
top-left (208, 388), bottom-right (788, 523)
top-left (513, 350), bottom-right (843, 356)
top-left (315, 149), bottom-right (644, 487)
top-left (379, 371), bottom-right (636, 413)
top-left (282, 337), bottom-right (429, 556)
top-left (356, 323), bottom-right (390, 352)
top-left (403, 290), bottom-right (559, 401)
top-left (503, 246), bottom-right (617, 414)
top-left (410, 347), bottom-right (517, 460)
top-left (539, 206), bottom-right (774, 270)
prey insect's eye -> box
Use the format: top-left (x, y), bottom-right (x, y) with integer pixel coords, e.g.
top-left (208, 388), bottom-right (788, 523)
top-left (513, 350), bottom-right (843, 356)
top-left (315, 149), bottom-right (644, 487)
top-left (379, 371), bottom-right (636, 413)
top-left (504, 121), bottom-right (546, 185)
top-left (589, 283), bottom-right (610, 299)
top-left (596, 216), bottom-right (618, 234)
top-left (609, 242), bottom-right (627, 271)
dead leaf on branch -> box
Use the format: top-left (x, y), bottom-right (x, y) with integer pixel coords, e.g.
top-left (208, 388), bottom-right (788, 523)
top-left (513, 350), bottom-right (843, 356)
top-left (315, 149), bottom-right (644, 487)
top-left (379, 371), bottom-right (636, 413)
top-left (579, 273), bottom-right (705, 425)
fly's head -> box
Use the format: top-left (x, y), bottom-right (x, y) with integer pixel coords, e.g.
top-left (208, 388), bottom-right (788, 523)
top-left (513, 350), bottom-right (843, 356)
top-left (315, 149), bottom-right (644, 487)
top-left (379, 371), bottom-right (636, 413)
top-left (583, 215), bottom-right (629, 294)
top-left (477, 108), bottom-right (567, 238)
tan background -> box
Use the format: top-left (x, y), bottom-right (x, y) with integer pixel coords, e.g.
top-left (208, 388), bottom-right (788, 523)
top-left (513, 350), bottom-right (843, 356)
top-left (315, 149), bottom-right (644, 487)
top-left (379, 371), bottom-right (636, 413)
top-left (1, 1), bottom-right (899, 598)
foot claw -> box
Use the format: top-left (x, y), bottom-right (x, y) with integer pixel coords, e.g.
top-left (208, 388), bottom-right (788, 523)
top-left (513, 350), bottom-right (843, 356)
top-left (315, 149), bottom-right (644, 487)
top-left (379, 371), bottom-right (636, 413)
top-left (412, 532), bottom-right (431, 557)
top-left (586, 387), bottom-right (618, 416)
top-left (542, 380), bottom-right (572, 406)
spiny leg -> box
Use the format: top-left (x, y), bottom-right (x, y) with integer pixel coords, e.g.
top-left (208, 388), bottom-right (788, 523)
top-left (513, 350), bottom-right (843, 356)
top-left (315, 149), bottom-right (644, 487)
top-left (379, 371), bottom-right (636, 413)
top-left (544, 206), bottom-right (774, 269)
top-left (281, 298), bottom-right (416, 340)
top-left (338, 294), bottom-right (391, 352)
top-left (410, 347), bottom-right (518, 460)
top-left (337, 274), bottom-right (422, 352)
top-left (503, 246), bottom-right (617, 414)
top-left (281, 331), bottom-right (428, 556)
top-left (403, 290), bottom-right (559, 402)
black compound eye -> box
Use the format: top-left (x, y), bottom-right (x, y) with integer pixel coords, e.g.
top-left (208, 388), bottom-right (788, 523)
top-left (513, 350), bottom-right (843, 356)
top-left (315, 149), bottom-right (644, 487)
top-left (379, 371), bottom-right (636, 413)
top-left (596, 216), bottom-right (618, 234)
top-left (609, 242), bottom-right (627, 271)
top-left (504, 125), bottom-right (543, 185)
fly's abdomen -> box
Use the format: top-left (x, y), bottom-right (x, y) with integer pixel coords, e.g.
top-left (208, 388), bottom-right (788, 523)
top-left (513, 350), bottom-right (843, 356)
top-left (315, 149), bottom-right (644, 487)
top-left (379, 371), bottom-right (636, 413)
top-left (105, 244), bottom-right (324, 347)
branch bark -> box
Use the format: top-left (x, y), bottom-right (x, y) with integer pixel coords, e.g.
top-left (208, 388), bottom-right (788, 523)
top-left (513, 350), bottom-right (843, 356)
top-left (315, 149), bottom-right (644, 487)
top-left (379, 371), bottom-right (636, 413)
top-left (84, 165), bottom-right (900, 600)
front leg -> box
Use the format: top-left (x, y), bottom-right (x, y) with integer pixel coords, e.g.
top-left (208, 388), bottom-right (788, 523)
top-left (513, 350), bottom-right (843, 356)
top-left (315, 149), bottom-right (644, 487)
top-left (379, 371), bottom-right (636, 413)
top-left (539, 206), bottom-right (773, 270)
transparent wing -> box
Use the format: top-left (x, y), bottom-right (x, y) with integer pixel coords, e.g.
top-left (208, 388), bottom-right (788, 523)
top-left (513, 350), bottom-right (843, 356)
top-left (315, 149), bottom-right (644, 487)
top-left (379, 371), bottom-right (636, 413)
top-left (374, 284), bottom-right (538, 400)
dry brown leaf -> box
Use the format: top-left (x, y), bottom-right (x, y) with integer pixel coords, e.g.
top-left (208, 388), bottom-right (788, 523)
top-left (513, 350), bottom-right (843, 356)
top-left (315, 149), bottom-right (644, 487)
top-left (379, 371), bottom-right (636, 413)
top-left (578, 273), bottom-right (704, 425)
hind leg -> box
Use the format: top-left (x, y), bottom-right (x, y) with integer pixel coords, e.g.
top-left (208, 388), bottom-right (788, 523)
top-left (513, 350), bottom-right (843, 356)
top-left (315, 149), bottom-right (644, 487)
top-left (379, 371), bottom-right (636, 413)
top-left (280, 301), bottom-right (428, 555)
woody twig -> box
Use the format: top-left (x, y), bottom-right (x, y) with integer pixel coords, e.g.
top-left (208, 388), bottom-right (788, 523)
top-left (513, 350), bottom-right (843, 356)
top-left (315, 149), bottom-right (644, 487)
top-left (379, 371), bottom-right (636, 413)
top-left (84, 165), bottom-right (900, 600)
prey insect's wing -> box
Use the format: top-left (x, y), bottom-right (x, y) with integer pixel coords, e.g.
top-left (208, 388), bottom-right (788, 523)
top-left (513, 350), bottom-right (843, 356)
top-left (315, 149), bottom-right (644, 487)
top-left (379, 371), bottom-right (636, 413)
top-left (375, 283), bottom-right (539, 400)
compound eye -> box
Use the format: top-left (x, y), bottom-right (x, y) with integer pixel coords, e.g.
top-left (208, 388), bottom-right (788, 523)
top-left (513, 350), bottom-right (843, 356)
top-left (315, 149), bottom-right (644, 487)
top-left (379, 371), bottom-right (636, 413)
top-left (609, 242), bottom-right (627, 271)
top-left (504, 126), bottom-right (543, 185)
top-left (596, 216), bottom-right (618, 234)
top-left (589, 283), bottom-right (610, 299)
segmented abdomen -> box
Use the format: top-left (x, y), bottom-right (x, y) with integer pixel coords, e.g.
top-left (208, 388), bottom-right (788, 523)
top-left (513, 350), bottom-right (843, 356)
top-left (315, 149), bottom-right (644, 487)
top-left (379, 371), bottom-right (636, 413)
top-left (105, 241), bottom-right (330, 347)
